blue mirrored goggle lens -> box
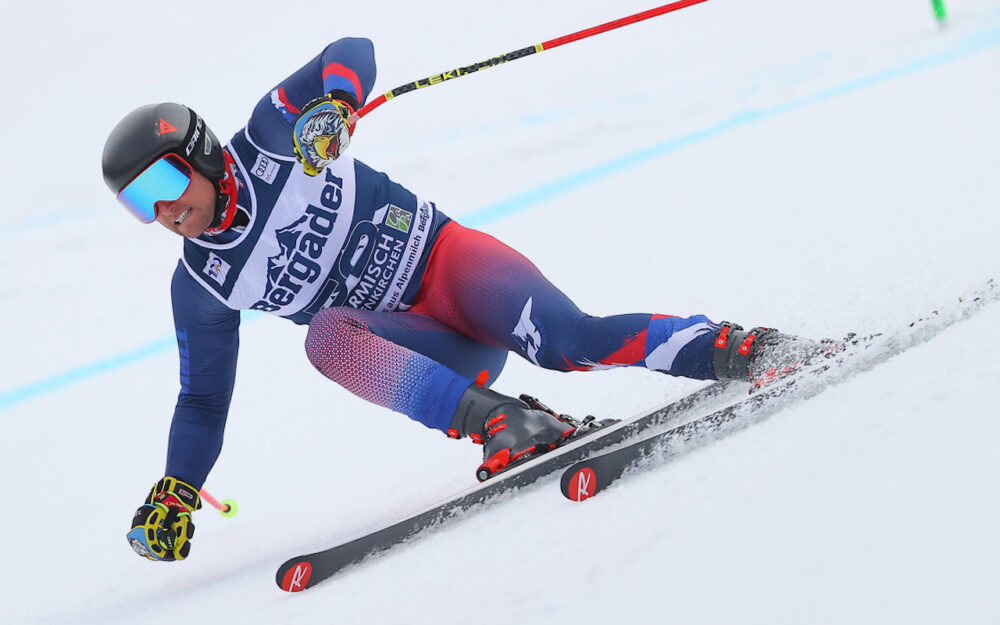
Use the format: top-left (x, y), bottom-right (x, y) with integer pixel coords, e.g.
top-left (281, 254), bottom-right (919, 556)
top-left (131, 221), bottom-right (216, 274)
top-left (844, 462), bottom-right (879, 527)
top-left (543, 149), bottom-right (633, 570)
top-left (117, 156), bottom-right (192, 223)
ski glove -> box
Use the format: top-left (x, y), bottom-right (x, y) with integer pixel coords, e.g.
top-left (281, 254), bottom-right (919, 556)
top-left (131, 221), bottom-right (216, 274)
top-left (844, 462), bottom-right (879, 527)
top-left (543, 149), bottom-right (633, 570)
top-left (127, 476), bottom-right (201, 561)
top-left (292, 90), bottom-right (358, 176)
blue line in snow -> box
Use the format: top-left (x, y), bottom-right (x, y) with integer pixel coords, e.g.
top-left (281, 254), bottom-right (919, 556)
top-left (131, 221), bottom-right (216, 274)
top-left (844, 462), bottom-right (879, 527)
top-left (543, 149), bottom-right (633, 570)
top-left (0, 336), bottom-right (176, 410)
top-left (0, 210), bottom-right (91, 241)
top-left (2, 25), bottom-right (999, 412)
top-left (463, 24), bottom-right (1000, 227)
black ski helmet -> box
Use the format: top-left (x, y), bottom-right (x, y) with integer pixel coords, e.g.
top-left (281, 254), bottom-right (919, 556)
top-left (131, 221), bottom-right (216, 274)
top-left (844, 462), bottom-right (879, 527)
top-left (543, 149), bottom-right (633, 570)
top-left (102, 102), bottom-right (226, 196)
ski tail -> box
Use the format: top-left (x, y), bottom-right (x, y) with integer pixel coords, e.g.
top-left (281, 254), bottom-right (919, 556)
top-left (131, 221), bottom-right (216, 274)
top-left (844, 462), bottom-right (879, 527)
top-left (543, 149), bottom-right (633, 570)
top-left (561, 460), bottom-right (623, 502)
top-left (278, 559), bottom-right (314, 592)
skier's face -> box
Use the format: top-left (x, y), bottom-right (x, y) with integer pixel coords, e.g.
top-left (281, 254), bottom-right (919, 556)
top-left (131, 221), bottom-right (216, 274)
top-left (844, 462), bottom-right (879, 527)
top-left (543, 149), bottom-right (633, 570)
top-left (153, 170), bottom-right (217, 237)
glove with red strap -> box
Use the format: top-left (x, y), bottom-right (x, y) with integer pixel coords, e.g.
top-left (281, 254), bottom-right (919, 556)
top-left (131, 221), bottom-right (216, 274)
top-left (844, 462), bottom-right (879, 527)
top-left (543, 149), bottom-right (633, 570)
top-left (127, 476), bottom-right (201, 561)
top-left (292, 89), bottom-right (359, 176)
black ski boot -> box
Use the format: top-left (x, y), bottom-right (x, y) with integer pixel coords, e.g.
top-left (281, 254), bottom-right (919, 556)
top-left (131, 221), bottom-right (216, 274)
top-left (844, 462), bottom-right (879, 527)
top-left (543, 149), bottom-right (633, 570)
top-left (712, 322), bottom-right (837, 390)
top-left (449, 385), bottom-right (579, 481)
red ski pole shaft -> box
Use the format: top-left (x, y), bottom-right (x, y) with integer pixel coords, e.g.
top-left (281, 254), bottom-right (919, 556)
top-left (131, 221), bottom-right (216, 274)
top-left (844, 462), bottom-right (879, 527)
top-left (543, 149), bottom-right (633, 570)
top-left (349, 0), bottom-right (709, 125)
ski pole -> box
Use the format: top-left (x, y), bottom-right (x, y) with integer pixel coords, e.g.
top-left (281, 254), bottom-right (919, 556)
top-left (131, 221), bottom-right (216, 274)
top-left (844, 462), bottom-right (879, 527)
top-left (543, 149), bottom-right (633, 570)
top-left (200, 488), bottom-right (239, 518)
top-left (348, 0), bottom-right (710, 125)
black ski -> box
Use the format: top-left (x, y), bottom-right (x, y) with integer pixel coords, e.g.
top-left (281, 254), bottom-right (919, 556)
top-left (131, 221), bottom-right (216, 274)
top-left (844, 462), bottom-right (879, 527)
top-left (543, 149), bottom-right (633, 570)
top-left (275, 378), bottom-right (741, 592)
top-left (561, 280), bottom-right (1000, 501)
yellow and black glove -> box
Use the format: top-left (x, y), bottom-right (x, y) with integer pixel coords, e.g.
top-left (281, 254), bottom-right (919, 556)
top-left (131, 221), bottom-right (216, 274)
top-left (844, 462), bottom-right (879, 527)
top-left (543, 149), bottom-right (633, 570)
top-left (127, 476), bottom-right (201, 561)
top-left (292, 89), bottom-right (358, 176)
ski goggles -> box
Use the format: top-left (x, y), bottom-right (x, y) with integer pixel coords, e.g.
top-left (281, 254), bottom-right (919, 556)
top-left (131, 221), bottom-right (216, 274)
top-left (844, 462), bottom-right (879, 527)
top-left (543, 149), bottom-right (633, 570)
top-left (117, 154), bottom-right (193, 223)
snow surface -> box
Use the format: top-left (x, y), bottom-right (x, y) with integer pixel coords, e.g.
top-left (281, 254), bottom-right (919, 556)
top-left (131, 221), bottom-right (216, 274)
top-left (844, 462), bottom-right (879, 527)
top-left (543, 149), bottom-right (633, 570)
top-left (2, 0), bottom-right (999, 623)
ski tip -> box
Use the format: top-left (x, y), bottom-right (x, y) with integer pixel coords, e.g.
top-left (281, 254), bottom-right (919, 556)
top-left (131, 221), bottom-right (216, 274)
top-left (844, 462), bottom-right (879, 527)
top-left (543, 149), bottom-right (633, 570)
top-left (277, 560), bottom-right (314, 592)
top-left (561, 465), bottom-right (598, 502)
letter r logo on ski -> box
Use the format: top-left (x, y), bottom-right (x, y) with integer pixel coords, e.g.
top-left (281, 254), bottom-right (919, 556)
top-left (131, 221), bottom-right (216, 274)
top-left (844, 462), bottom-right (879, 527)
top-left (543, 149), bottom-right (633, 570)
top-left (569, 468), bottom-right (596, 502)
top-left (281, 561), bottom-right (313, 592)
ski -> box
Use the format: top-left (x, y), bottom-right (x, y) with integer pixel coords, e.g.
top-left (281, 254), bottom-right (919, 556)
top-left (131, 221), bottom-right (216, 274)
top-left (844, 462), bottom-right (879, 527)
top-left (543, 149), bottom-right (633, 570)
top-left (278, 279), bottom-right (997, 592)
top-left (276, 378), bottom-right (742, 592)
top-left (561, 280), bottom-right (1000, 501)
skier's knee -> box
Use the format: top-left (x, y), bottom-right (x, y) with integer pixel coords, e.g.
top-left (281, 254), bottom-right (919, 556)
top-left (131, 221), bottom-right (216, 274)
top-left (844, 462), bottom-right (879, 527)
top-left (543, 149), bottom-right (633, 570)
top-left (305, 308), bottom-right (367, 373)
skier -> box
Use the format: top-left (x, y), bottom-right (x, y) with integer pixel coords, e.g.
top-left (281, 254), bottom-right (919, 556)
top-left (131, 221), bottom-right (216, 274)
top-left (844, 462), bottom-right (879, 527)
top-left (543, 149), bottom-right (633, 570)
top-left (103, 38), bottom-right (822, 562)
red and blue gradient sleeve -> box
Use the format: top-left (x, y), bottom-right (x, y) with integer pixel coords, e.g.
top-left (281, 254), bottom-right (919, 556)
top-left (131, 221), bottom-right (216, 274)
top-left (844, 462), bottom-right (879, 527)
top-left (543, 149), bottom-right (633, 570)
top-left (319, 38), bottom-right (376, 105)
top-left (250, 37), bottom-right (377, 154)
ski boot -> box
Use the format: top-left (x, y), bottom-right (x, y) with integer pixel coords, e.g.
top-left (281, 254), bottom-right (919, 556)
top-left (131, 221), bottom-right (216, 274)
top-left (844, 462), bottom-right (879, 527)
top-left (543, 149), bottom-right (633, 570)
top-left (449, 385), bottom-right (600, 481)
top-left (712, 322), bottom-right (839, 391)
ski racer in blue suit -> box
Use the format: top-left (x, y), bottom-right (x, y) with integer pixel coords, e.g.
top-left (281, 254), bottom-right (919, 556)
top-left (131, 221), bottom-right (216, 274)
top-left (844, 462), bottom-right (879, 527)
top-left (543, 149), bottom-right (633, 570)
top-left (102, 37), bottom-right (822, 562)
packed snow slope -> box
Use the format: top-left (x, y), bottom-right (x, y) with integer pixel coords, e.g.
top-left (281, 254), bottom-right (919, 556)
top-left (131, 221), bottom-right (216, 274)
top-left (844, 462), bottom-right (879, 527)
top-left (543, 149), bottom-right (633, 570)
top-left (2, 0), bottom-right (998, 623)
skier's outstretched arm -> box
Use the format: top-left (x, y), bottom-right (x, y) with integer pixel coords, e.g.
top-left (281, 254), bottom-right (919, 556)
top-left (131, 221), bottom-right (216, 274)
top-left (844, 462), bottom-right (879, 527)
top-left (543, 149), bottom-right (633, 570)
top-left (126, 262), bottom-right (240, 562)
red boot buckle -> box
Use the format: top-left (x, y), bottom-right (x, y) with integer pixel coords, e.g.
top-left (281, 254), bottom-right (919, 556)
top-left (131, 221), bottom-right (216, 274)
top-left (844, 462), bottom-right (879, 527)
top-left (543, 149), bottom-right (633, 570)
top-left (476, 448), bottom-right (511, 482)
